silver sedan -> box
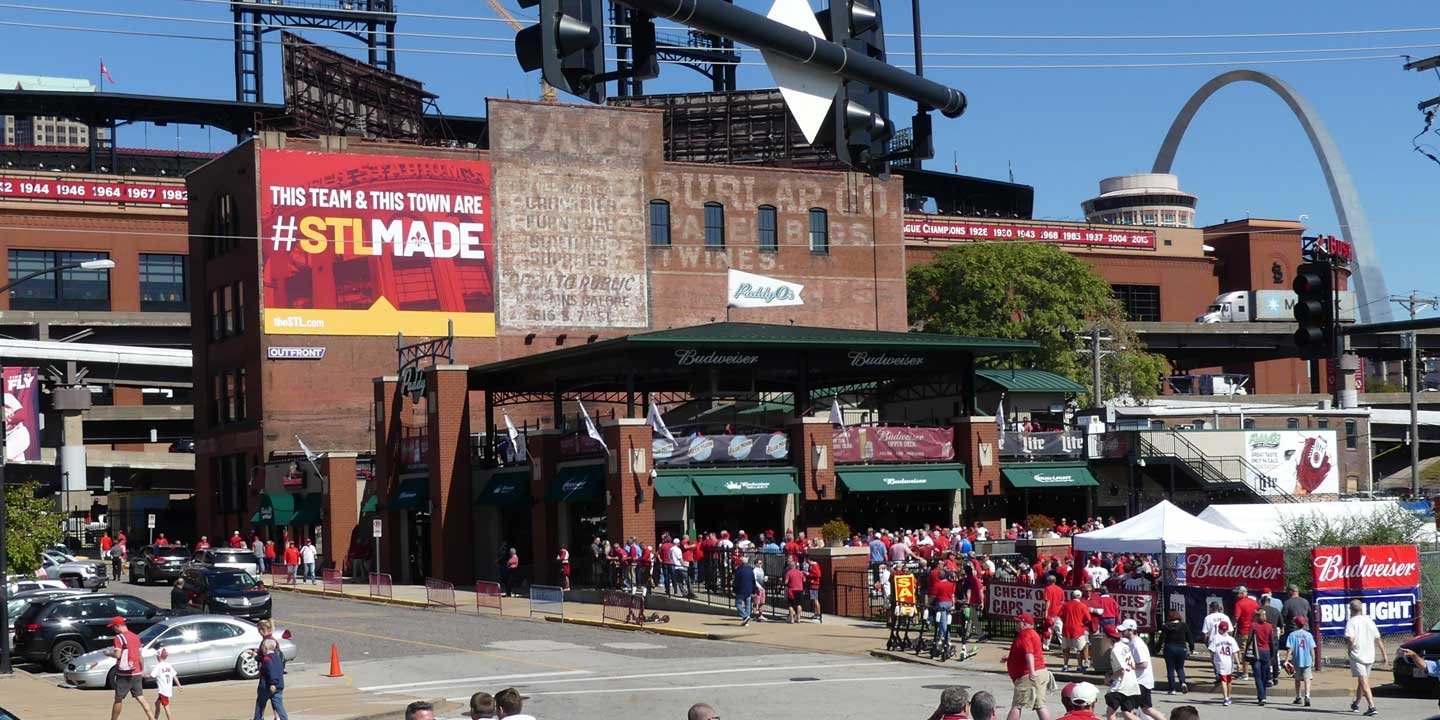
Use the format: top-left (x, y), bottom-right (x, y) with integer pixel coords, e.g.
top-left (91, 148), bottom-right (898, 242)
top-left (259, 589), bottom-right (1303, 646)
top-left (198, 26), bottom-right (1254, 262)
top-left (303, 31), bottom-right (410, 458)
top-left (63, 614), bottom-right (297, 689)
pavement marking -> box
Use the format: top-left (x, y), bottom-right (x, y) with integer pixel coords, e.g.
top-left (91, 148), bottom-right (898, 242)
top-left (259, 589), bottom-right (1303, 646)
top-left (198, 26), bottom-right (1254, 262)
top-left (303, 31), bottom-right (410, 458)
top-left (518, 673), bottom-right (950, 697)
top-left (600, 642), bottom-right (668, 650)
top-left (274, 618), bottom-right (582, 672)
top-left (427, 661), bottom-right (891, 699)
top-left (484, 640), bottom-right (588, 652)
top-left (361, 670), bottom-right (591, 692)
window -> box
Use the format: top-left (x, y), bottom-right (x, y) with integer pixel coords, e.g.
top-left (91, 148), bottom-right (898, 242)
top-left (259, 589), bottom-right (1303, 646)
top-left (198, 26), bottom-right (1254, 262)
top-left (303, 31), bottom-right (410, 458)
top-left (1243, 418), bottom-right (1255, 429)
top-left (195, 622), bottom-right (245, 642)
top-left (139, 254), bottom-right (187, 311)
top-left (233, 281), bottom-right (245, 334)
top-left (211, 373), bottom-right (225, 427)
top-left (757, 206), bottom-right (777, 252)
top-left (1318, 419), bottom-right (1329, 429)
top-left (223, 372), bottom-right (237, 424)
top-left (392, 255), bottom-right (441, 310)
top-left (649, 200), bottom-right (671, 247)
top-left (7, 249), bottom-right (111, 311)
top-left (113, 597), bottom-right (151, 617)
top-left (208, 288), bottom-right (223, 342)
top-left (210, 194), bottom-right (237, 257)
top-left (222, 285), bottom-right (235, 337)
top-left (1111, 285), bottom-right (1161, 323)
top-left (1286, 418), bottom-right (1300, 429)
top-left (704, 202), bottom-right (725, 248)
top-left (235, 368), bottom-right (247, 422)
top-left (808, 208), bottom-right (829, 254)
top-left (1345, 419), bottom-right (1358, 449)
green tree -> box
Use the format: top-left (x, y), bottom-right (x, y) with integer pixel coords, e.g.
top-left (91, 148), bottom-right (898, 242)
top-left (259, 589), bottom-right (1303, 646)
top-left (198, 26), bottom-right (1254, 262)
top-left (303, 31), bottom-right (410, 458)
top-left (5, 480), bottom-right (63, 575)
top-left (907, 243), bottom-right (1169, 404)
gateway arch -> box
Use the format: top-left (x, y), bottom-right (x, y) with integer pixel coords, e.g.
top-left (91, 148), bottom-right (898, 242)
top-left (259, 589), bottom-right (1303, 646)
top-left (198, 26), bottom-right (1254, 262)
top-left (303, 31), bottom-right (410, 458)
top-left (1152, 69), bottom-right (1391, 322)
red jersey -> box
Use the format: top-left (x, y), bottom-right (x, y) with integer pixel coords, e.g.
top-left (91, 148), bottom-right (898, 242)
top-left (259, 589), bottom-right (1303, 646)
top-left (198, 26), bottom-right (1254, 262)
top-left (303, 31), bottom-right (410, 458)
top-left (681, 543), bottom-right (695, 563)
top-left (1060, 599), bottom-right (1091, 639)
top-left (113, 629), bottom-right (144, 676)
top-left (99, 535), bottom-right (113, 552)
top-left (784, 568), bottom-right (806, 593)
top-left (264, 542), bottom-right (276, 560)
top-left (964, 574), bottom-right (984, 605)
top-left (1251, 620), bottom-right (1276, 652)
top-left (1043, 584), bottom-right (1066, 620)
top-left (229, 534), bottom-right (244, 548)
top-left (931, 578), bottom-right (956, 604)
top-left (1006, 627), bottom-right (1047, 679)
top-left (195, 541), bottom-right (210, 550)
top-left (934, 534), bottom-right (950, 552)
top-left (806, 562), bottom-right (822, 590)
top-left (1235, 596), bottom-right (1259, 632)
top-left (156, 537), bottom-right (169, 546)
top-left (283, 546), bottom-right (300, 565)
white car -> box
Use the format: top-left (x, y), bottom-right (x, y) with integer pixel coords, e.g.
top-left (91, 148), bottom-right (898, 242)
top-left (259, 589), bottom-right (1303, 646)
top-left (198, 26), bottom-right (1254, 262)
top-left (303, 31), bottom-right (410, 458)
top-left (63, 615), bottom-right (297, 689)
top-left (37, 555), bottom-right (107, 589)
top-left (5, 578), bottom-right (69, 595)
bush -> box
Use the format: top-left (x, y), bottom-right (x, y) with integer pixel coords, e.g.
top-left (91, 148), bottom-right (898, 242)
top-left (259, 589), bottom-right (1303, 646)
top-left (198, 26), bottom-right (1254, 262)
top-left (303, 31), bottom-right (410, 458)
top-left (820, 518), bottom-right (852, 544)
top-left (1025, 513), bottom-right (1056, 532)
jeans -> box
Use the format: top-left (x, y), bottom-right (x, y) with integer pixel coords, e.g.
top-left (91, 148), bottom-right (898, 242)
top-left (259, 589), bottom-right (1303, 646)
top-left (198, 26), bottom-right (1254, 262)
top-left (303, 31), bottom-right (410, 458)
top-left (672, 566), bottom-right (691, 595)
top-left (660, 565), bottom-right (673, 593)
top-left (934, 601), bottom-right (954, 644)
top-left (302, 562), bottom-right (316, 583)
top-left (1254, 650), bottom-right (1272, 701)
top-left (1163, 643), bottom-right (1189, 690)
top-left (254, 688), bottom-right (288, 720)
top-left (736, 594), bottom-right (753, 620)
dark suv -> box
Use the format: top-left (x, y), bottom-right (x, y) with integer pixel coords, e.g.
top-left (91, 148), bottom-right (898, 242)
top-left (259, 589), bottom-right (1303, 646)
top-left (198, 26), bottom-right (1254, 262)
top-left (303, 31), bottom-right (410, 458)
top-left (128, 545), bottom-right (190, 585)
top-left (11, 593), bottom-right (168, 670)
top-left (171, 567), bottom-right (272, 621)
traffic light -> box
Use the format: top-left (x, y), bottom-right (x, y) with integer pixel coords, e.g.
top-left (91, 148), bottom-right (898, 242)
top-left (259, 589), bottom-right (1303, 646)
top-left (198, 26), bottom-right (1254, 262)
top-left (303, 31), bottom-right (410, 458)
top-left (819, 0), bottom-right (893, 175)
top-left (1293, 260), bottom-right (1337, 359)
top-left (514, 0), bottom-right (605, 103)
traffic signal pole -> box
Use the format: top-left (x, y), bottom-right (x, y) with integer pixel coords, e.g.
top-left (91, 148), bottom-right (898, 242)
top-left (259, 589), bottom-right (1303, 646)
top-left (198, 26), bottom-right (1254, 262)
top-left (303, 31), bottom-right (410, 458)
top-left (614, 0), bottom-right (967, 117)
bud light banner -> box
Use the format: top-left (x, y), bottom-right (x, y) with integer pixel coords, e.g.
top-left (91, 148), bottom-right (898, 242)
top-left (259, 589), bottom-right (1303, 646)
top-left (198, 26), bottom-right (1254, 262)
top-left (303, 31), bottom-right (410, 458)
top-left (1185, 547), bottom-right (1285, 590)
top-left (3, 366), bottom-right (40, 463)
top-left (654, 433), bottom-right (789, 466)
top-left (1312, 545), bottom-right (1421, 637)
top-left (832, 426), bottom-right (955, 464)
top-left (1315, 589), bottom-right (1418, 637)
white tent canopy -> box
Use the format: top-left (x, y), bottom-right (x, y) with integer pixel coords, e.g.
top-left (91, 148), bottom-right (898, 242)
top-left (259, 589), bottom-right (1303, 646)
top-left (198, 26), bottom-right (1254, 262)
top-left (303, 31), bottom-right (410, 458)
top-left (1197, 500), bottom-right (1417, 545)
top-left (1072, 500), bottom-right (1256, 554)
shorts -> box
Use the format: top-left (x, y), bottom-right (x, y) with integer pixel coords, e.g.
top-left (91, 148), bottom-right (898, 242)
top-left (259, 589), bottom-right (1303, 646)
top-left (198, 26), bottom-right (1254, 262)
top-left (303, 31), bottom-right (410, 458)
top-left (1105, 691), bottom-right (1139, 712)
top-left (1137, 686), bottom-right (1153, 708)
top-left (113, 674), bottom-right (144, 701)
top-left (158, 695), bottom-right (171, 707)
top-left (1063, 635), bottom-right (1088, 652)
top-left (808, 588), bottom-right (819, 601)
top-left (788, 590), bottom-right (804, 607)
top-left (1350, 661), bottom-right (1372, 678)
top-left (1295, 666), bottom-right (1313, 680)
top-left (1010, 669), bottom-right (1052, 711)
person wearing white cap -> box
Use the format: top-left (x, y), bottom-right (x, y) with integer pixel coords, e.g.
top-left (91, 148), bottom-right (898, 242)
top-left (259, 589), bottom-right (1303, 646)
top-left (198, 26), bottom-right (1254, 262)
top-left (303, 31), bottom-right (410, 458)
top-left (1120, 619), bottom-right (1163, 720)
top-left (1104, 619), bottom-right (1142, 720)
top-left (1057, 682), bottom-right (1101, 720)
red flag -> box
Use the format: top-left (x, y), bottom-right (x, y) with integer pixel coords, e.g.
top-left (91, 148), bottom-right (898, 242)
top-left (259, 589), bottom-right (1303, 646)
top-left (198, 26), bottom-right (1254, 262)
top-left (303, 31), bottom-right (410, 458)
top-left (99, 59), bottom-right (115, 85)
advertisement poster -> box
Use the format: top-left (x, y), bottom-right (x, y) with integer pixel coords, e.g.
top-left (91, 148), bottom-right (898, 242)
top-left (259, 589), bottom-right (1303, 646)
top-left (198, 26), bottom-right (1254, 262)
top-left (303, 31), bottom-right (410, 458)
top-left (259, 150), bottom-right (495, 337)
top-left (999, 431), bottom-right (1085, 459)
top-left (985, 582), bottom-right (1157, 632)
top-left (903, 216), bottom-right (1156, 250)
top-left (653, 433), bottom-right (789, 466)
top-left (3, 367), bottom-right (39, 463)
top-left (832, 426), bottom-right (955, 464)
top-left (1242, 430), bottom-right (1340, 496)
top-left (893, 574), bottom-right (917, 615)
top-left (1184, 547), bottom-right (1286, 590)
top-left (1312, 545), bottom-right (1421, 637)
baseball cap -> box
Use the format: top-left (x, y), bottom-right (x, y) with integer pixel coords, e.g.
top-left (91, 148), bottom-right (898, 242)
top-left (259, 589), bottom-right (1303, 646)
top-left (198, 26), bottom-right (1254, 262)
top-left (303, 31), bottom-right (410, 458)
top-left (1064, 682), bottom-right (1101, 707)
top-left (106, 616), bottom-right (127, 628)
top-left (1218, 620), bottom-right (1231, 631)
top-left (1071, 589), bottom-right (1082, 598)
top-left (1119, 619), bottom-right (1137, 632)
top-left (1294, 616), bottom-right (1307, 627)
top-left (1016, 612), bottom-right (1035, 625)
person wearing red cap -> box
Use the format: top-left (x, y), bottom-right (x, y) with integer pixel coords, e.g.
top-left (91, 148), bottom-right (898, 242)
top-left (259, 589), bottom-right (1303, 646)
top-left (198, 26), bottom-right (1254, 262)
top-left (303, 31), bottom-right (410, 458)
top-left (105, 615), bottom-right (153, 720)
top-left (1207, 620), bottom-right (1241, 706)
top-left (1004, 613), bottom-right (1052, 720)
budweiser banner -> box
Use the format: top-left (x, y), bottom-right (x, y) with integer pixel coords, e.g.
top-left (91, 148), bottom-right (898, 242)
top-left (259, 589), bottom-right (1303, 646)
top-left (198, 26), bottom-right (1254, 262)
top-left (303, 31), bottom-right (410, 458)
top-left (653, 433), bottom-right (789, 466)
top-left (1311, 545), bottom-right (1421, 637)
top-left (999, 431), bottom-right (1085, 458)
top-left (832, 426), bottom-right (955, 464)
top-left (986, 582), bottom-right (1157, 632)
top-left (2, 367), bottom-right (40, 463)
top-left (1184, 547), bottom-right (1285, 590)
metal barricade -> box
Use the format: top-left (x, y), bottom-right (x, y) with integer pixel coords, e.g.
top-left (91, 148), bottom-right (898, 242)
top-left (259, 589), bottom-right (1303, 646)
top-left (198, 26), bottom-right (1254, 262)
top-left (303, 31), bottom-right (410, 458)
top-left (322, 568), bottom-right (343, 594)
top-left (476, 580), bottom-right (503, 612)
top-left (272, 565), bottom-right (296, 586)
top-left (425, 577), bottom-right (457, 610)
top-left (602, 589), bottom-right (646, 627)
top-left (369, 571), bottom-right (393, 599)
top-left (529, 584), bottom-right (565, 618)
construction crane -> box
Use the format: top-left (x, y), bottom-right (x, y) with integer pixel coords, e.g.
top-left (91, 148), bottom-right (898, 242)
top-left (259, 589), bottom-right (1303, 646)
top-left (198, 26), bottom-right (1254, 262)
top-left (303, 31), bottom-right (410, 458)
top-left (485, 0), bottom-right (558, 101)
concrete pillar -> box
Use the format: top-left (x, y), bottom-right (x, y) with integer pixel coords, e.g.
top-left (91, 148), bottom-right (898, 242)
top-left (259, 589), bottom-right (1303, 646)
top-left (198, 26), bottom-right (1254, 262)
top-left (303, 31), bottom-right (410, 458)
top-left (60, 411), bottom-right (88, 511)
top-left (604, 418), bottom-right (656, 548)
top-left (372, 376), bottom-right (401, 577)
top-left (425, 365), bottom-right (473, 584)
top-left (1338, 353), bottom-right (1359, 409)
top-left (320, 453), bottom-right (358, 572)
top-left (789, 416), bottom-right (836, 537)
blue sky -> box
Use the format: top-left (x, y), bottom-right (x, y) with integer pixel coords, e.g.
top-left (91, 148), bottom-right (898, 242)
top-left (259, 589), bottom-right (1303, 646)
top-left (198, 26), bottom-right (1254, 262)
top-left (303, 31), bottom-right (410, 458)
top-left (6, 0), bottom-right (1440, 310)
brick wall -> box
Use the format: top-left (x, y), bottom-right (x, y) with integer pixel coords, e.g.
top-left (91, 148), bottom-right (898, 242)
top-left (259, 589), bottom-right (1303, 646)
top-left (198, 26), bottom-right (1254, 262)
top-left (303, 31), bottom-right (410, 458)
top-left (425, 365), bottom-right (473, 583)
top-left (605, 419), bottom-right (656, 549)
top-left (954, 417), bottom-right (1001, 496)
top-left (321, 453), bottom-right (358, 570)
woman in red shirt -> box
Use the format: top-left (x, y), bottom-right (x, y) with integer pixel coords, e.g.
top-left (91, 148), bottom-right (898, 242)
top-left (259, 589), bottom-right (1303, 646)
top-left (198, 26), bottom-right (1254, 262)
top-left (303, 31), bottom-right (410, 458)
top-left (930, 569), bottom-right (957, 649)
top-left (805, 560), bottom-right (823, 623)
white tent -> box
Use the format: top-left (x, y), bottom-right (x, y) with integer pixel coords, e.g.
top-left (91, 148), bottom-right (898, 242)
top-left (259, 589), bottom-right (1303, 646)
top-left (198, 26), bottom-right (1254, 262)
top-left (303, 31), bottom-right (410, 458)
top-left (1198, 500), bottom-right (1424, 545)
top-left (1072, 500), bottom-right (1256, 554)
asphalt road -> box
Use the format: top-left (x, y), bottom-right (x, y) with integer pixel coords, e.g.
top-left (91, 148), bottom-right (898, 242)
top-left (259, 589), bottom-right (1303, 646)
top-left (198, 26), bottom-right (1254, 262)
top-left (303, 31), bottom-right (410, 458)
top-left (32, 581), bottom-right (1440, 720)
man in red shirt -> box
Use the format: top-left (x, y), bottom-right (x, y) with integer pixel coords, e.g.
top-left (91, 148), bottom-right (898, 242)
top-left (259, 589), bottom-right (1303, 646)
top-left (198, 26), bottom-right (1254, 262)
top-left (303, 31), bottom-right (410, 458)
top-left (106, 616), bottom-right (153, 720)
top-left (1233, 585), bottom-right (1259, 680)
top-left (1043, 575), bottom-right (1066, 649)
top-left (229, 530), bottom-right (245, 548)
top-left (195, 535), bottom-right (210, 550)
top-left (930, 568), bottom-right (958, 648)
top-left (1097, 588), bottom-right (1121, 640)
top-left (1005, 613), bottom-right (1053, 720)
top-left (783, 560), bottom-right (807, 624)
top-left (1060, 589), bottom-right (1093, 672)
top-left (805, 559), bottom-right (824, 623)
top-left (155, 533), bottom-right (169, 546)
top-left (658, 535), bottom-right (675, 594)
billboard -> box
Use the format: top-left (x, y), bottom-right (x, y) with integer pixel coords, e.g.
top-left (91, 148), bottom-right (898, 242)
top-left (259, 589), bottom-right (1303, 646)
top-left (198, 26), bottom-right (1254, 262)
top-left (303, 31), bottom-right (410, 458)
top-left (1184, 547), bottom-right (1285, 590)
top-left (259, 149), bottom-right (495, 337)
top-left (985, 581), bottom-right (1157, 632)
top-left (903, 216), bottom-right (1156, 250)
top-left (0, 176), bottom-right (186, 205)
top-left (1242, 430), bottom-right (1340, 496)
top-left (653, 433), bottom-right (790, 466)
top-left (832, 426), bottom-right (955, 464)
top-left (1312, 545), bottom-right (1421, 637)
top-left (3, 367), bottom-right (39, 463)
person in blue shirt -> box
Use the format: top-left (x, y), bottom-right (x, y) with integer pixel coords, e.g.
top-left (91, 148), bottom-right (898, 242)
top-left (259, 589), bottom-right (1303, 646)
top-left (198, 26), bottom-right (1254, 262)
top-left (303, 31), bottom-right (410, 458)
top-left (868, 533), bottom-right (887, 584)
top-left (958, 536), bottom-right (973, 555)
top-left (1400, 647), bottom-right (1440, 709)
top-left (1282, 616), bottom-right (1316, 708)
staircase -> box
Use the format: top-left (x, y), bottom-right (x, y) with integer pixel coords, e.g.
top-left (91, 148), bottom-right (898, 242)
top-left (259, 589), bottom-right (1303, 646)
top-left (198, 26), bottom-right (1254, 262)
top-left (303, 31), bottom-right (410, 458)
top-left (1136, 430), bottom-right (1297, 503)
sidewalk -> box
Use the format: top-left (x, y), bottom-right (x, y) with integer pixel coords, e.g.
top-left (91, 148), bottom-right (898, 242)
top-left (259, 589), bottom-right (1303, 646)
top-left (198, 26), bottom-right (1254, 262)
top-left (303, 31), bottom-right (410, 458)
top-left (270, 580), bottom-right (1379, 699)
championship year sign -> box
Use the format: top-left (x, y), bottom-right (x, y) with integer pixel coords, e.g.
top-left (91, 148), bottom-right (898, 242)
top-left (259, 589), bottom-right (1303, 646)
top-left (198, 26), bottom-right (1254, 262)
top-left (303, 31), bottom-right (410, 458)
top-left (1311, 545), bottom-right (1421, 637)
top-left (904, 216), bottom-right (1156, 250)
top-left (985, 582), bottom-right (1158, 632)
top-left (1184, 547), bottom-right (1285, 590)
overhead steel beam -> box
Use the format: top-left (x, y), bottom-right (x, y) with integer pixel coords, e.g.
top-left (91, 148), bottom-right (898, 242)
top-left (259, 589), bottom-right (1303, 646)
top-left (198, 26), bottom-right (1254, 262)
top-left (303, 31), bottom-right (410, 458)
top-left (614, 0), bottom-right (967, 117)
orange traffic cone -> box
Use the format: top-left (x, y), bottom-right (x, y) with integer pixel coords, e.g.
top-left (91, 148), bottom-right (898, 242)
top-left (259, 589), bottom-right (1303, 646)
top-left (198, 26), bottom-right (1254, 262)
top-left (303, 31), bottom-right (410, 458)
top-left (324, 643), bottom-right (344, 678)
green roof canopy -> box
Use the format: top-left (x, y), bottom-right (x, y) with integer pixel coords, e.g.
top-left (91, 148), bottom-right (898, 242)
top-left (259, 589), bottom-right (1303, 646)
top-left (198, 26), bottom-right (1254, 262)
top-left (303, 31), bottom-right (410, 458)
top-left (977, 369), bottom-right (1087, 394)
top-left (838, 464), bottom-right (969, 492)
top-left (254, 493), bottom-right (321, 526)
top-left (389, 477), bottom-right (430, 510)
top-left (476, 469), bottom-right (531, 505)
top-left (361, 495), bottom-right (378, 514)
top-left (689, 469), bottom-right (800, 496)
top-left (653, 474), bottom-right (699, 497)
top-left (1001, 464), bottom-right (1099, 489)
top-left (547, 464), bottom-right (606, 502)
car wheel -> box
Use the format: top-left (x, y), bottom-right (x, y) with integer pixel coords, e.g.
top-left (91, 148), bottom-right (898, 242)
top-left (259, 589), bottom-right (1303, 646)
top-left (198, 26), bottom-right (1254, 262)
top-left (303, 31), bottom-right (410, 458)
top-left (236, 649), bottom-right (260, 680)
top-left (105, 668), bottom-right (117, 690)
top-left (50, 639), bottom-right (85, 671)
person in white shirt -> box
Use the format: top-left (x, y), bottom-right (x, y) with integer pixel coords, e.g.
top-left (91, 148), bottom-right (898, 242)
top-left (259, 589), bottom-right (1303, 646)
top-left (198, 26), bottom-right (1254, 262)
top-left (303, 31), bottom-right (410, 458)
top-left (667, 541), bottom-right (690, 597)
top-left (148, 647), bottom-right (181, 720)
top-left (1200, 601), bottom-right (1232, 685)
top-left (1120, 620), bottom-right (1164, 720)
top-left (299, 538), bottom-right (319, 584)
top-left (1208, 621), bottom-right (1241, 706)
top-left (750, 559), bottom-right (768, 622)
top-left (1344, 599), bottom-right (1387, 716)
top-left (1086, 563), bottom-right (1110, 590)
top-left (974, 524), bottom-right (989, 541)
top-left (1105, 625), bottom-right (1142, 720)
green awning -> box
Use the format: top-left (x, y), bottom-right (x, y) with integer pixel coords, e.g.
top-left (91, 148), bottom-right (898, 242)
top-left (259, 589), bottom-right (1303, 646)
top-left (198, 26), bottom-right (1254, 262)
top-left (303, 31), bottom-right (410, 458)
top-left (977, 368), bottom-right (1087, 394)
top-left (249, 509), bottom-right (262, 524)
top-left (291, 493), bottom-right (323, 525)
top-left (1002, 464), bottom-right (1099, 489)
top-left (476, 470), bottom-right (531, 505)
top-left (360, 495), bottom-right (378, 514)
top-left (690, 470), bottom-right (800, 496)
top-left (547, 464), bottom-right (605, 502)
top-left (838, 464), bottom-right (969, 492)
top-left (254, 492), bottom-right (316, 526)
top-left (653, 474), bottom-right (699, 497)
top-left (390, 477), bottom-right (430, 510)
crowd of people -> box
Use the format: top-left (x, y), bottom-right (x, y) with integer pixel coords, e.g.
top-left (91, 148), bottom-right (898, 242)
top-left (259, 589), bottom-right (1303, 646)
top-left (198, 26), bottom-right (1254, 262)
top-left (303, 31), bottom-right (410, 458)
top-left (96, 527), bottom-right (325, 585)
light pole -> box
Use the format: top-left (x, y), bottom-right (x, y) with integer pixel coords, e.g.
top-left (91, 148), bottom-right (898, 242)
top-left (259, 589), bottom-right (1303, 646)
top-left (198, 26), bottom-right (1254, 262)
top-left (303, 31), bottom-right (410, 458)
top-left (0, 257), bottom-right (115, 675)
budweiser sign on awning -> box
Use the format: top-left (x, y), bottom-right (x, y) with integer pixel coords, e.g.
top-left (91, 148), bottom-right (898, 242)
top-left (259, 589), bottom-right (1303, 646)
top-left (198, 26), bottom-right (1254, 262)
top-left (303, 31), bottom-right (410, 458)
top-left (1184, 547), bottom-right (1285, 590)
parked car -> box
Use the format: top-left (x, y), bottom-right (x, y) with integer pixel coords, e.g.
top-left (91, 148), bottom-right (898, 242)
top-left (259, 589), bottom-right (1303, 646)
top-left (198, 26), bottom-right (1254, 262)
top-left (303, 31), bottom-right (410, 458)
top-left (186, 547), bottom-right (262, 576)
top-left (63, 614), bottom-right (296, 689)
top-left (10, 593), bottom-right (169, 670)
top-left (128, 545), bottom-right (191, 585)
top-left (5, 578), bottom-right (69, 595)
top-left (1393, 620), bottom-right (1440, 691)
top-left (171, 568), bottom-right (272, 620)
top-left (36, 555), bottom-right (106, 589)
top-left (6, 588), bottom-right (90, 643)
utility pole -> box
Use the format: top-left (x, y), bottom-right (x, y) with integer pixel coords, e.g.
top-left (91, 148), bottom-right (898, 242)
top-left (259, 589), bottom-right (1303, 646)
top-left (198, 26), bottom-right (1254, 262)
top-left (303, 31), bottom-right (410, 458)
top-left (1391, 291), bottom-right (1440, 497)
top-left (1092, 326), bottom-right (1103, 407)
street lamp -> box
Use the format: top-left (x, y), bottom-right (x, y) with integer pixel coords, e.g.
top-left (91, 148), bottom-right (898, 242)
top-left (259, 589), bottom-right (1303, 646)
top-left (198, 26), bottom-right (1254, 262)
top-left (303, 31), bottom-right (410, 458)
top-left (0, 256), bottom-right (117, 674)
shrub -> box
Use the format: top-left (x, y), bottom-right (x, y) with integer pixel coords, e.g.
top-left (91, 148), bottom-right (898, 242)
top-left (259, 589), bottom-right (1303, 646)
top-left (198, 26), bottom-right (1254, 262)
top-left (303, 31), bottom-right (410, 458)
top-left (1025, 513), bottom-right (1057, 532)
top-left (821, 518), bottom-right (852, 544)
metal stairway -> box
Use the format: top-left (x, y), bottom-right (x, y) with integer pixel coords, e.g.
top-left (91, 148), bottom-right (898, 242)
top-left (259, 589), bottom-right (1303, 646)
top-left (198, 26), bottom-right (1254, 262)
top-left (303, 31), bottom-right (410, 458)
top-left (1135, 430), bottom-right (1297, 503)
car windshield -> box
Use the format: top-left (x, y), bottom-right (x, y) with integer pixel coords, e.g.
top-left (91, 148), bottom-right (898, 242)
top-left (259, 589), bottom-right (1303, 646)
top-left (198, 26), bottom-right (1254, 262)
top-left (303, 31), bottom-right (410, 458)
top-left (138, 621), bottom-right (178, 644)
top-left (154, 547), bottom-right (189, 558)
top-left (212, 571), bottom-right (260, 589)
top-left (215, 552), bottom-right (259, 564)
